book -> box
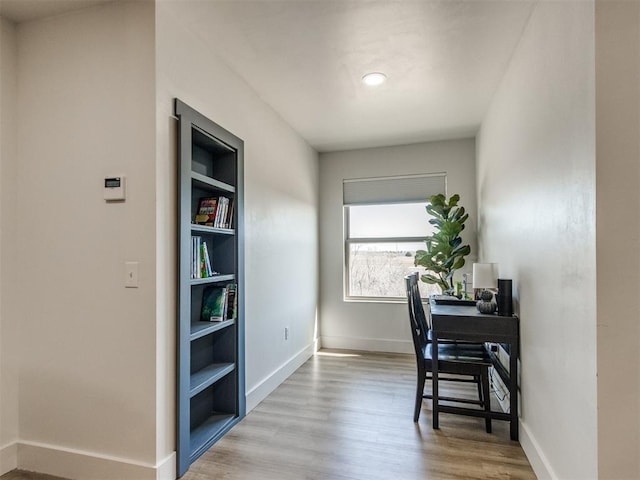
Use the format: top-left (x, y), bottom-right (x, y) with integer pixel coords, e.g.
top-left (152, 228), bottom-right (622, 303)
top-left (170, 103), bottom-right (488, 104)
top-left (201, 286), bottom-right (228, 322)
top-left (224, 284), bottom-right (237, 320)
top-left (191, 236), bottom-right (219, 279)
top-left (214, 196), bottom-right (225, 228)
top-left (226, 198), bottom-right (235, 229)
top-left (199, 242), bottom-right (208, 278)
top-left (191, 237), bottom-right (195, 278)
top-left (202, 242), bottom-right (213, 277)
top-left (195, 197), bottom-right (218, 226)
top-left (218, 197), bottom-right (227, 228)
top-left (231, 284), bottom-right (238, 318)
top-left (191, 236), bottom-right (202, 279)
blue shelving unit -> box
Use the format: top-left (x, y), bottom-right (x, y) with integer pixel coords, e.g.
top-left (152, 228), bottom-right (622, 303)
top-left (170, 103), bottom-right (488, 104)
top-left (175, 99), bottom-right (245, 478)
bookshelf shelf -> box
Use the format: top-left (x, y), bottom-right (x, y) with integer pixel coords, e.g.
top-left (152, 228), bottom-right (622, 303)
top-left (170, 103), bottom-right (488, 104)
top-left (190, 319), bottom-right (235, 341)
top-left (190, 362), bottom-right (235, 398)
top-left (192, 171), bottom-right (236, 194)
top-left (190, 413), bottom-right (236, 461)
top-left (190, 274), bottom-right (235, 286)
top-left (191, 224), bottom-right (235, 236)
top-left (176, 99), bottom-right (245, 477)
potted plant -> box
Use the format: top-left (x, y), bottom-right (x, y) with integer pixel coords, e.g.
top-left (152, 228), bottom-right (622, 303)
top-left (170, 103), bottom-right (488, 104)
top-left (414, 193), bottom-right (471, 295)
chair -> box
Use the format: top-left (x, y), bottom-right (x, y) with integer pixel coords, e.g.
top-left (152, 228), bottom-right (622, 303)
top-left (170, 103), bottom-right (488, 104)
top-left (405, 273), bottom-right (492, 432)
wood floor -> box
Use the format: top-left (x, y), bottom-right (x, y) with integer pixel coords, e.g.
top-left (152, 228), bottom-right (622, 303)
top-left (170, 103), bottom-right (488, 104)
top-left (183, 350), bottom-right (535, 480)
top-left (2, 350), bottom-right (536, 480)
top-left (0, 472), bottom-right (66, 480)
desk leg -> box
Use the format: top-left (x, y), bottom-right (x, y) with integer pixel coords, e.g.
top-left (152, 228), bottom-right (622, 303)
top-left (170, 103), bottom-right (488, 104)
top-left (432, 333), bottom-right (439, 430)
top-left (509, 340), bottom-right (519, 441)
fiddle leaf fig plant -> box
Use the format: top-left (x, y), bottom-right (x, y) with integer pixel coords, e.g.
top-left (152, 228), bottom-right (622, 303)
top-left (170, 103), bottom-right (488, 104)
top-left (414, 193), bottom-right (471, 295)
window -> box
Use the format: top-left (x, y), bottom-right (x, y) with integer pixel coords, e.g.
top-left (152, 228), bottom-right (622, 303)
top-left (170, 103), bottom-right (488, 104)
top-left (343, 174), bottom-right (445, 301)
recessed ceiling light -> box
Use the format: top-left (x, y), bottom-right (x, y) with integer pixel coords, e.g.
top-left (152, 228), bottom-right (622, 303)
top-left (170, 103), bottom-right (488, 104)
top-left (362, 72), bottom-right (387, 86)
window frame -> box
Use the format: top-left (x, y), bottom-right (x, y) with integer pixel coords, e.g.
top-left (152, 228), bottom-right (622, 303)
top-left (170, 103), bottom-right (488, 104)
top-left (343, 204), bottom-right (431, 303)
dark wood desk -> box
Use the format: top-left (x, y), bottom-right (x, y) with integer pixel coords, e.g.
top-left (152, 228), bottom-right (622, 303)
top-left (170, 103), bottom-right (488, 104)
top-left (429, 302), bottom-right (519, 440)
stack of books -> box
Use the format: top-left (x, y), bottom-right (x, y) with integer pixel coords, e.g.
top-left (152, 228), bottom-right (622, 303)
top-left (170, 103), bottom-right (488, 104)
top-left (201, 284), bottom-right (238, 322)
top-left (191, 236), bottom-right (217, 279)
top-left (194, 196), bottom-right (234, 229)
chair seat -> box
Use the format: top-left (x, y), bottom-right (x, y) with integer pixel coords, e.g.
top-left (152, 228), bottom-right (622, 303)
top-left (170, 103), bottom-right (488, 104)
top-left (422, 342), bottom-right (492, 365)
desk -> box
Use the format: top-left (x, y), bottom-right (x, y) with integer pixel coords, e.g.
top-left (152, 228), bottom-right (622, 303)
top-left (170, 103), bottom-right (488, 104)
top-left (430, 302), bottom-right (519, 441)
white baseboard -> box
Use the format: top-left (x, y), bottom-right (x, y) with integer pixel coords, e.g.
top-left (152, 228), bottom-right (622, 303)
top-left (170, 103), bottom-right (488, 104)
top-left (320, 335), bottom-right (413, 354)
top-left (246, 340), bottom-right (318, 412)
top-left (155, 452), bottom-right (176, 480)
top-left (519, 420), bottom-right (557, 480)
top-left (0, 442), bottom-right (18, 476)
top-left (17, 441), bottom-right (175, 480)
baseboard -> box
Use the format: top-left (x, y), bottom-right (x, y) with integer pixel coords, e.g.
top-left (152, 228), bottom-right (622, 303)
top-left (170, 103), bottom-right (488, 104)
top-left (17, 441), bottom-right (174, 480)
top-left (320, 335), bottom-right (413, 354)
top-left (0, 442), bottom-right (18, 476)
top-left (245, 340), bottom-right (318, 412)
top-left (155, 452), bottom-right (176, 480)
top-left (519, 420), bottom-right (558, 480)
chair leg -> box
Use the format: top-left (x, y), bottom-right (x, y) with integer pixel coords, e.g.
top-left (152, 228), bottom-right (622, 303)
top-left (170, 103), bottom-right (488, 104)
top-left (414, 371), bottom-right (426, 422)
top-left (482, 368), bottom-right (492, 433)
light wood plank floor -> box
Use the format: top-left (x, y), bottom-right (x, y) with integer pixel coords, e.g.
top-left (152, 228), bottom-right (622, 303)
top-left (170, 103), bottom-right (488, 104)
top-left (0, 472), bottom-right (66, 480)
top-left (2, 350), bottom-right (536, 480)
top-left (184, 350), bottom-right (535, 480)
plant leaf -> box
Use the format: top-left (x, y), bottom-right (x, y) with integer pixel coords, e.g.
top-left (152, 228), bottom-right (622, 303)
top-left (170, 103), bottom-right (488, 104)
top-left (420, 274), bottom-right (441, 284)
top-left (420, 193), bottom-right (470, 293)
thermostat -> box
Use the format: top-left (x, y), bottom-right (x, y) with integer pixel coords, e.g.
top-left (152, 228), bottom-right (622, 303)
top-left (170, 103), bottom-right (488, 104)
top-left (104, 176), bottom-right (126, 201)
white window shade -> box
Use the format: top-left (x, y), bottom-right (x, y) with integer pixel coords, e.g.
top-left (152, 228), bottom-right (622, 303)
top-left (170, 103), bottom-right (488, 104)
top-left (343, 173), bottom-right (446, 206)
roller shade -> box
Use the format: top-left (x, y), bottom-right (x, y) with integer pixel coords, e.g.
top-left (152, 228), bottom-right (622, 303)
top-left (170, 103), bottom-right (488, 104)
top-left (343, 173), bottom-right (446, 206)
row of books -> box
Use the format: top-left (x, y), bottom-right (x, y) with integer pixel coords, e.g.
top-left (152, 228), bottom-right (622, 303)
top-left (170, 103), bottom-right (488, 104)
top-left (191, 236), bottom-right (219, 279)
top-left (194, 196), bottom-right (234, 229)
top-left (201, 284), bottom-right (237, 322)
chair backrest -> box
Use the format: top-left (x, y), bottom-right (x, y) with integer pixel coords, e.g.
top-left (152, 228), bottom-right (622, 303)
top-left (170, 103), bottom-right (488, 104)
top-left (411, 276), bottom-right (432, 331)
top-left (405, 273), bottom-right (429, 356)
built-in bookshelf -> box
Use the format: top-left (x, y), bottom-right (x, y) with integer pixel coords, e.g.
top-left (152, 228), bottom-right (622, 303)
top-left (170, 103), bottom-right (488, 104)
top-left (175, 99), bottom-right (245, 478)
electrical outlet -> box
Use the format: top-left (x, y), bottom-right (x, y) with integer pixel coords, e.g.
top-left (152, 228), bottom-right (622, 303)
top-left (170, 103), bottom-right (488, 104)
top-left (284, 327), bottom-right (289, 340)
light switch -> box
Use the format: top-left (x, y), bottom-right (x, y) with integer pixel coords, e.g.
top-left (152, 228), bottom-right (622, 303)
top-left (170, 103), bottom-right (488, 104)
top-left (125, 262), bottom-right (139, 288)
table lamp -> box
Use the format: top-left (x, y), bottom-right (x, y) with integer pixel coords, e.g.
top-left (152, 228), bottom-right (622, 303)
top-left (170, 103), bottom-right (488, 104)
top-left (473, 263), bottom-right (498, 313)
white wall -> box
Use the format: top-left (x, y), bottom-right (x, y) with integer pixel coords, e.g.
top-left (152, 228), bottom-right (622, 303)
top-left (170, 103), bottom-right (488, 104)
top-left (595, 1), bottom-right (640, 478)
top-left (156, 0), bottom-right (319, 422)
top-left (476, 2), bottom-right (596, 479)
top-left (0, 2), bottom-right (319, 478)
top-left (319, 140), bottom-right (477, 353)
top-left (7, 3), bottom-right (164, 479)
top-left (0, 16), bottom-right (19, 474)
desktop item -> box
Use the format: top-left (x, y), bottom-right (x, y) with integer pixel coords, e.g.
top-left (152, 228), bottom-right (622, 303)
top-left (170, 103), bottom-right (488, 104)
top-left (497, 279), bottom-right (513, 316)
top-left (473, 263), bottom-right (498, 313)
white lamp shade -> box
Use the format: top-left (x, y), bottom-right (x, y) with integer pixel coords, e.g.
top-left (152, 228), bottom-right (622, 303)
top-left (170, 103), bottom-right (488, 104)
top-left (472, 263), bottom-right (499, 289)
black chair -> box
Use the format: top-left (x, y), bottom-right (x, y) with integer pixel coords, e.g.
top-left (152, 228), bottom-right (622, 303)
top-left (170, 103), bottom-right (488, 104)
top-left (405, 273), bottom-right (492, 432)
top-left (409, 274), bottom-right (477, 346)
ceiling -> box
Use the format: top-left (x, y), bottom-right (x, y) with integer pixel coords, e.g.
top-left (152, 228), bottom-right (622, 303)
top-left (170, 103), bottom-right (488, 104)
top-left (1, 0), bottom-right (536, 152)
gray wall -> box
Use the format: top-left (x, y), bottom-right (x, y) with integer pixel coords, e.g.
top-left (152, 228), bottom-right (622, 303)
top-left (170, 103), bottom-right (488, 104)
top-left (0, 17), bottom-right (18, 473)
top-left (595, 1), bottom-right (640, 478)
top-left (0, 2), bottom-right (320, 478)
top-left (319, 139), bottom-right (476, 353)
top-left (4, 2), bottom-right (161, 478)
top-left (477, 2), bottom-right (597, 478)
top-left (156, 0), bottom-right (320, 462)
